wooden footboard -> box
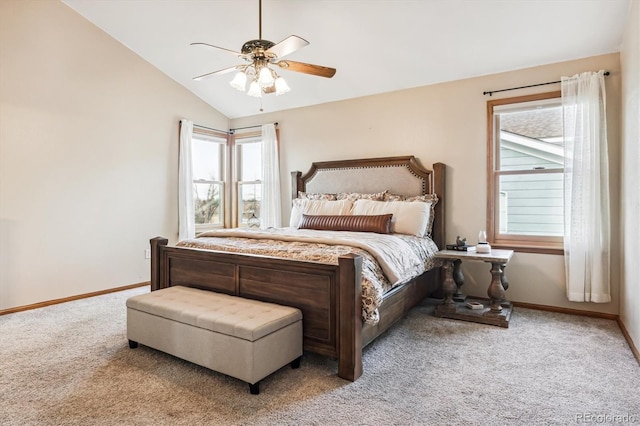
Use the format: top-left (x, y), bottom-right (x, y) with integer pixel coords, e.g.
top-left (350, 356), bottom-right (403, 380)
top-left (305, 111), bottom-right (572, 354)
top-left (150, 236), bottom-right (364, 381)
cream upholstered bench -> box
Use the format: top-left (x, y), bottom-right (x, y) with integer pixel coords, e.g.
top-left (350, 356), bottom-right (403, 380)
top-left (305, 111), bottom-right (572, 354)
top-left (126, 286), bottom-right (303, 394)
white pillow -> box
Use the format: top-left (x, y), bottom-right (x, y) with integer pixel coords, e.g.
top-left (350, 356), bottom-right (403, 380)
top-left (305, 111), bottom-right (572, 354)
top-left (289, 199), bottom-right (354, 228)
top-left (352, 199), bottom-right (431, 237)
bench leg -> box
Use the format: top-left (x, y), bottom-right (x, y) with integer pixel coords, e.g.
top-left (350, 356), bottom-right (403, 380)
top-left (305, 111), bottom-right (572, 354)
top-left (290, 356), bottom-right (302, 369)
top-left (128, 340), bottom-right (138, 349)
top-left (249, 382), bottom-right (260, 395)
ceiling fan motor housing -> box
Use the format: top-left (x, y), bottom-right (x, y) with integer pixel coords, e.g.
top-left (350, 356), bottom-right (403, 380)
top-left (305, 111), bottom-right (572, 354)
top-left (241, 39), bottom-right (276, 59)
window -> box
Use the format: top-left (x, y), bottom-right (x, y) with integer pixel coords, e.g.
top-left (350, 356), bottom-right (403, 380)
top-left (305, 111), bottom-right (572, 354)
top-left (233, 133), bottom-right (263, 227)
top-left (183, 125), bottom-right (276, 230)
top-left (487, 91), bottom-right (564, 254)
top-left (192, 128), bottom-right (227, 232)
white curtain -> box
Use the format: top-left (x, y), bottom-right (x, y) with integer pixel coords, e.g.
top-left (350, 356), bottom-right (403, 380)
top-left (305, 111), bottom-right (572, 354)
top-left (260, 124), bottom-right (281, 228)
top-left (562, 71), bottom-right (610, 303)
top-left (178, 119), bottom-right (195, 240)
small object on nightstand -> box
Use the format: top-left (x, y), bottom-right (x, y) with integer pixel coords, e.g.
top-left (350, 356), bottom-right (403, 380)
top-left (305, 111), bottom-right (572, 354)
top-left (478, 230), bottom-right (487, 244)
top-left (466, 301), bottom-right (484, 310)
top-left (446, 244), bottom-right (476, 252)
top-left (448, 235), bottom-right (476, 252)
top-left (476, 242), bottom-right (491, 253)
top-left (477, 231), bottom-right (491, 253)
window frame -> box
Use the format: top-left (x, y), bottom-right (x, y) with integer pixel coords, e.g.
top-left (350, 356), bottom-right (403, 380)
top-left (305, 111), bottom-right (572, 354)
top-left (230, 131), bottom-right (263, 228)
top-left (486, 91), bottom-right (564, 255)
top-left (192, 126), bottom-right (231, 232)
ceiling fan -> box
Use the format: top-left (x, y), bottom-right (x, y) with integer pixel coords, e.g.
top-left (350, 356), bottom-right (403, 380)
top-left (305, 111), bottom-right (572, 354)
top-left (191, 0), bottom-right (336, 97)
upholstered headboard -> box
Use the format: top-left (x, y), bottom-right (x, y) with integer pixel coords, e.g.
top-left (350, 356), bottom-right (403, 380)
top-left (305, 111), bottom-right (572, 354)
top-left (290, 156), bottom-right (446, 248)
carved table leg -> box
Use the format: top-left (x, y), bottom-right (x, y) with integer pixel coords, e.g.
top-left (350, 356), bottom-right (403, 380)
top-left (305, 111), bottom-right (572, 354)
top-left (486, 262), bottom-right (506, 313)
top-left (442, 260), bottom-right (457, 307)
top-left (500, 263), bottom-right (509, 291)
top-left (500, 263), bottom-right (512, 309)
top-left (435, 260), bottom-right (458, 317)
top-left (452, 259), bottom-right (466, 302)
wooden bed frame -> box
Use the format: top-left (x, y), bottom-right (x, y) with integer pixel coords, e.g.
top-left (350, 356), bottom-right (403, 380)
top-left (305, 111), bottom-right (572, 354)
top-left (150, 156), bottom-right (445, 382)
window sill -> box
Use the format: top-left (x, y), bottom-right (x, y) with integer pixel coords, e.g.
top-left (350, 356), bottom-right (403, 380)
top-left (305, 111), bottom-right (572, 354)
top-left (491, 241), bottom-right (563, 256)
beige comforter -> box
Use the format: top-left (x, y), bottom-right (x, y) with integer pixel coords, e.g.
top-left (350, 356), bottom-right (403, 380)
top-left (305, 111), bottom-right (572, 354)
top-left (177, 227), bottom-right (439, 324)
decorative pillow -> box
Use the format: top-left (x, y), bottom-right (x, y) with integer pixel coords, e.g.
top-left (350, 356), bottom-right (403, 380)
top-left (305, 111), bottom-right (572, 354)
top-left (298, 214), bottom-right (393, 234)
top-left (382, 193), bottom-right (439, 236)
top-left (336, 191), bottom-right (386, 201)
top-left (383, 192), bottom-right (439, 203)
top-left (297, 191), bottom-right (337, 201)
top-left (290, 199), bottom-right (353, 228)
top-left (405, 194), bottom-right (439, 204)
top-left (382, 192), bottom-right (406, 202)
top-left (352, 199), bottom-right (431, 237)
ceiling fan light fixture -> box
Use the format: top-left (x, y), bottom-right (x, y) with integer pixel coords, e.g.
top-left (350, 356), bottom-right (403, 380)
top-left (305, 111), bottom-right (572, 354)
top-left (247, 80), bottom-right (263, 98)
top-left (274, 76), bottom-right (290, 96)
top-left (229, 71), bottom-right (247, 91)
top-left (258, 66), bottom-right (275, 87)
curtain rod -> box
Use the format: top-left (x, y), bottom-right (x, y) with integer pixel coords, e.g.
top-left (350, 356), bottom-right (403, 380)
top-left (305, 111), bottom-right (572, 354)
top-left (483, 71), bottom-right (610, 96)
top-left (229, 122), bottom-right (278, 134)
top-left (193, 124), bottom-right (230, 134)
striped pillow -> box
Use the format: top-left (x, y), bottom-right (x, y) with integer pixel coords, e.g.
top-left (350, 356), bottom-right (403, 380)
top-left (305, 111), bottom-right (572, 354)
top-left (298, 214), bottom-right (393, 234)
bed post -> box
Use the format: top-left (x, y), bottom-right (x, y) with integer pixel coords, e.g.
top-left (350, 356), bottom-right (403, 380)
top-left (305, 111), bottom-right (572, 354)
top-left (291, 171), bottom-right (302, 201)
top-left (432, 162), bottom-right (446, 250)
top-left (150, 237), bottom-right (168, 291)
top-left (337, 253), bottom-right (363, 382)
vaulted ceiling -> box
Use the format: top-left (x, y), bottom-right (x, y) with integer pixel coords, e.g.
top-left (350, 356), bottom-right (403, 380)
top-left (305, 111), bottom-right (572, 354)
top-left (62, 0), bottom-right (631, 119)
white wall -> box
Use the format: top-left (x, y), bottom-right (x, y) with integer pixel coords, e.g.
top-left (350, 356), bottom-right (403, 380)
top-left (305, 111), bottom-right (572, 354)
top-left (231, 53), bottom-right (622, 316)
top-left (0, 0), bottom-right (228, 310)
top-left (620, 0), bottom-right (640, 354)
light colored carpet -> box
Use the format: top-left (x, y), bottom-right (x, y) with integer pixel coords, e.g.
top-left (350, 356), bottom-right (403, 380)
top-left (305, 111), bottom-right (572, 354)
top-left (1, 286), bottom-right (638, 425)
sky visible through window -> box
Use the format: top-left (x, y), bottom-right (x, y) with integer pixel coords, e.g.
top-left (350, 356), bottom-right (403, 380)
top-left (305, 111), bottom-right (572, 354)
top-left (240, 140), bottom-right (262, 182)
top-left (192, 137), bottom-right (221, 182)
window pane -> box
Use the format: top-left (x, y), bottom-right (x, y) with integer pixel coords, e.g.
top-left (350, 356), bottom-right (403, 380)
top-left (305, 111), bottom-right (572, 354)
top-left (498, 172), bottom-right (563, 236)
top-left (239, 141), bottom-right (262, 181)
top-left (497, 103), bottom-right (564, 171)
top-left (194, 182), bottom-right (223, 225)
top-left (192, 136), bottom-right (223, 181)
top-left (238, 183), bottom-right (261, 226)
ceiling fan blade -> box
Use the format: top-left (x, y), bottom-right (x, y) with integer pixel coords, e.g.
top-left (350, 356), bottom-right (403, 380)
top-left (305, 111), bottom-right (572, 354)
top-left (190, 42), bottom-right (243, 58)
top-left (266, 35), bottom-right (309, 59)
top-left (193, 66), bottom-right (241, 81)
top-left (277, 60), bottom-right (336, 78)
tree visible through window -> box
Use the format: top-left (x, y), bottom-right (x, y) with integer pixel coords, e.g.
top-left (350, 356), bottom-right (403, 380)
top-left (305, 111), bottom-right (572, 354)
top-left (487, 91), bottom-right (564, 254)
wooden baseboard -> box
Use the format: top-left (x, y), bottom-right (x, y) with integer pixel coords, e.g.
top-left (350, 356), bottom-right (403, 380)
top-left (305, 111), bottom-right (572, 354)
top-left (0, 282), bottom-right (150, 316)
top-left (512, 301), bottom-right (618, 320)
top-left (617, 318), bottom-right (640, 366)
top-left (512, 300), bottom-right (639, 365)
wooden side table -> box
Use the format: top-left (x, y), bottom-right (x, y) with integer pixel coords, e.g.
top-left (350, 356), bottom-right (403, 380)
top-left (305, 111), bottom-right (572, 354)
top-left (434, 249), bottom-right (514, 328)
